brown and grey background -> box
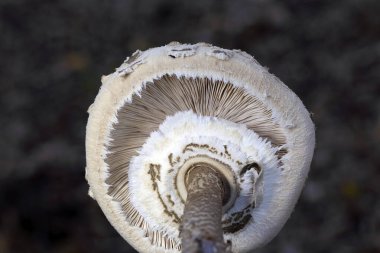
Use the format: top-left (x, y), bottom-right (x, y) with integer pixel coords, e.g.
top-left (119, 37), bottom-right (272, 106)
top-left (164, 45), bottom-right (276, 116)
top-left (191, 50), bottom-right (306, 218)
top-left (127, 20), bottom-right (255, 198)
top-left (1, 0), bottom-right (379, 252)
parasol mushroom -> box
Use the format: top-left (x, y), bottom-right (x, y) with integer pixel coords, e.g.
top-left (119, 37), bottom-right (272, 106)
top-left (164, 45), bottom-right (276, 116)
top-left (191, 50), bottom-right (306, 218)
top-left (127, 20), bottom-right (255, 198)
top-left (85, 42), bottom-right (315, 253)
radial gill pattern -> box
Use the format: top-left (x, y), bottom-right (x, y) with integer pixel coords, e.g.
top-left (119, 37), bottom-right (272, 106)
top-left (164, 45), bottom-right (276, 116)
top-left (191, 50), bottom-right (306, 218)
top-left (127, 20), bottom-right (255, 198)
top-left (104, 74), bottom-right (287, 250)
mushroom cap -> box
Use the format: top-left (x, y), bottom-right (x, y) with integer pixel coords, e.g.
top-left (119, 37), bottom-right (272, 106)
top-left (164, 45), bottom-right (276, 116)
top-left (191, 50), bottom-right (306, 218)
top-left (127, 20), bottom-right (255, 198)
top-left (85, 42), bottom-right (315, 253)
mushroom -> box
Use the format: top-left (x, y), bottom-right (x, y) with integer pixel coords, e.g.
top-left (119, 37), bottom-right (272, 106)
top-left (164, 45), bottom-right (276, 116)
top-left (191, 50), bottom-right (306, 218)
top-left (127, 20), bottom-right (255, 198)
top-left (85, 42), bottom-right (315, 253)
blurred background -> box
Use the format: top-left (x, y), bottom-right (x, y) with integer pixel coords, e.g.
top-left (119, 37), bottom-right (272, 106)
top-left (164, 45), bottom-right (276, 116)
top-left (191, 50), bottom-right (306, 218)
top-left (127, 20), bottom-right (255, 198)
top-left (1, 0), bottom-right (379, 252)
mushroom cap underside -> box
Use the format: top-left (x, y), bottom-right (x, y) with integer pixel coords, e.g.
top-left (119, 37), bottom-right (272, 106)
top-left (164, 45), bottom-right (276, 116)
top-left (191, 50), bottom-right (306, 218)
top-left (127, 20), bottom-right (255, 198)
top-left (85, 42), bottom-right (315, 253)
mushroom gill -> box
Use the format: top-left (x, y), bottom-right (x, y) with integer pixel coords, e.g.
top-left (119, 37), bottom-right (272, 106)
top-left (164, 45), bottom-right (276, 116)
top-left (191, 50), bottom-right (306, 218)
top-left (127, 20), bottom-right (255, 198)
top-left (104, 74), bottom-right (287, 250)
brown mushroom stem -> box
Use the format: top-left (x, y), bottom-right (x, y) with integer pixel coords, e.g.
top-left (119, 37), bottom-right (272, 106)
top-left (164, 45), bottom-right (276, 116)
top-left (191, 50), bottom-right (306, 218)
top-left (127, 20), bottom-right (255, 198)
top-left (180, 163), bottom-right (229, 253)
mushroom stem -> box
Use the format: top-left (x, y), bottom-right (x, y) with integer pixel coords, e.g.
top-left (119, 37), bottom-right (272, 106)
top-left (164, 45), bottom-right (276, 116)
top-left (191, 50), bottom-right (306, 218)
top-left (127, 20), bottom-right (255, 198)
top-left (180, 163), bottom-right (228, 253)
